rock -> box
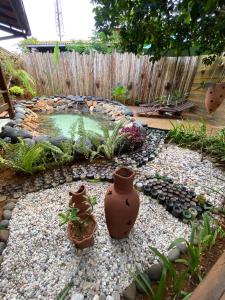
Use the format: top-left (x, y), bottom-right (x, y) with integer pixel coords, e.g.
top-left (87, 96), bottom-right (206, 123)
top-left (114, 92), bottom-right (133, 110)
top-left (176, 243), bottom-right (188, 254)
top-left (50, 136), bottom-right (69, 148)
top-left (135, 182), bottom-right (143, 192)
top-left (148, 263), bottom-right (163, 281)
top-left (106, 296), bottom-right (114, 300)
top-left (111, 292), bottom-right (120, 300)
top-left (0, 195), bottom-right (6, 203)
top-left (23, 138), bottom-right (35, 147)
top-left (1, 126), bottom-right (32, 140)
top-left (15, 112), bottom-right (25, 120)
top-left (4, 202), bottom-right (15, 211)
top-left (122, 107), bottom-right (134, 116)
top-left (71, 293), bottom-right (84, 300)
top-left (5, 120), bottom-right (17, 127)
top-left (123, 282), bottom-right (136, 300)
top-left (0, 255), bottom-right (2, 264)
top-left (15, 107), bottom-right (26, 114)
top-left (93, 296), bottom-right (105, 300)
top-left (34, 135), bottom-right (50, 143)
top-left (167, 248), bottom-right (180, 262)
top-left (0, 242), bottom-right (6, 255)
top-left (0, 220), bottom-right (9, 228)
top-left (0, 229), bottom-right (9, 242)
top-left (3, 210), bottom-right (12, 220)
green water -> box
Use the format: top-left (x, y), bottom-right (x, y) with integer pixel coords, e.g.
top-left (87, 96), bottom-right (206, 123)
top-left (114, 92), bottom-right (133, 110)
top-left (39, 113), bottom-right (112, 138)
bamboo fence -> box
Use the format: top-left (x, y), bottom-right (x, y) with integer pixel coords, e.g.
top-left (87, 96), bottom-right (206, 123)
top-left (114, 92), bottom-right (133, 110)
top-left (21, 52), bottom-right (199, 103)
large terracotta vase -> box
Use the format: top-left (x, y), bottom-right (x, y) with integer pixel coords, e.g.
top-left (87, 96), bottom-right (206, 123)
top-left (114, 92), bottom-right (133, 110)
top-left (205, 83), bottom-right (225, 114)
top-left (104, 167), bottom-right (140, 239)
top-left (69, 185), bottom-right (90, 219)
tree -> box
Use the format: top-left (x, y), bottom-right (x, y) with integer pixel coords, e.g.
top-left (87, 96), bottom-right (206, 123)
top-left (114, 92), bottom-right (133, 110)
top-left (18, 37), bottom-right (39, 53)
top-left (66, 31), bottom-right (123, 54)
top-left (92, 0), bottom-right (225, 64)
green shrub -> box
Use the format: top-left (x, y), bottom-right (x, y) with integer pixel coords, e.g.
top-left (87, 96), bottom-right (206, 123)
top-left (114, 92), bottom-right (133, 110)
top-left (0, 139), bottom-right (72, 173)
top-left (168, 120), bottom-right (225, 163)
top-left (9, 86), bottom-right (24, 96)
top-left (112, 85), bottom-right (129, 104)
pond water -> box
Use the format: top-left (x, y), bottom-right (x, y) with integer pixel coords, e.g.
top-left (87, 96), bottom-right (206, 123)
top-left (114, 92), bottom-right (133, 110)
top-left (38, 112), bottom-right (112, 139)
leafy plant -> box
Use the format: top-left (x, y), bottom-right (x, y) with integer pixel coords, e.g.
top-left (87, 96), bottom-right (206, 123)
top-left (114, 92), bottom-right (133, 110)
top-left (130, 267), bottom-right (167, 300)
top-left (54, 43), bottom-right (60, 65)
top-left (58, 207), bottom-right (80, 226)
top-left (58, 195), bottom-right (97, 235)
top-left (0, 139), bottom-right (72, 173)
top-left (1, 55), bottom-right (36, 97)
top-left (70, 117), bottom-right (102, 160)
top-left (120, 123), bottom-right (145, 151)
top-left (92, 120), bottom-right (126, 160)
top-left (168, 120), bottom-right (225, 163)
top-left (92, 0), bottom-right (225, 63)
top-left (112, 84), bottom-right (129, 104)
top-left (149, 246), bottom-right (188, 296)
top-left (9, 86), bottom-right (24, 96)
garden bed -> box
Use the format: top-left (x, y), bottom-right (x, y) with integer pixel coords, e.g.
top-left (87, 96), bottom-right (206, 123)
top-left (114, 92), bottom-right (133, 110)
top-left (0, 144), bottom-right (225, 299)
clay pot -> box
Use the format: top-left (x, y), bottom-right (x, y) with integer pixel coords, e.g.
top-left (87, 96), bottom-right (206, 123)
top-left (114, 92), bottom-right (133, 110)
top-left (205, 83), bottom-right (225, 113)
top-left (69, 185), bottom-right (90, 219)
top-left (104, 167), bottom-right (140, 239)
top-left (67, 215), bottom-right (97, 249)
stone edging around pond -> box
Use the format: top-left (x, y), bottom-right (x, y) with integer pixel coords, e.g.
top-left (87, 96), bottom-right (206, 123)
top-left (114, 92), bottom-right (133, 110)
top-left (0, 96), bottom-right (135, 146)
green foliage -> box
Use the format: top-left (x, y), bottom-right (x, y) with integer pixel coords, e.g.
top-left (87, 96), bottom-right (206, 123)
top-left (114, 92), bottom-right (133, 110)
top-left (9, 86), bottom-right (24, 96)
top-left (66, 31), bottom-right (123, 54)
top-left (70, 117), bottom-right (102, 159)
top-left (134, 213), bottom-right (225, 298)
top-left (168, 120), bottom-right (225, 163)
top-left (149, 246), bottom-right (188, 295)
top-left (130, 268), bottom-right (167, 300)
top-left (0, 139), bottom-right (72, 174)
top-left (54, 43), bottom-right (60, 65)
top-left (58, 207), bottom-right (80, 226)
top-left (169, 214), bottom-right (225, 281)
top-left (92, 0), bottom-right (225, 63)
top-left (17, 37), bottom-right (39, 53)
top-left (92, 120), bottom-right (126, 160)
top-left (156, 90), bottom-right (188, 106)
top-left (0, 54), bottom-right (36, 97)
top-left (56, 281), bottom-right (74, 300)
top-left (112, 85), bottom-right (129, 104)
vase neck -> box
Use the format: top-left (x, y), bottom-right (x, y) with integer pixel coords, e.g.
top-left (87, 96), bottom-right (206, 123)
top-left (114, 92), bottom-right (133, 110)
top-left (113, 167), bottom-right (135, 193)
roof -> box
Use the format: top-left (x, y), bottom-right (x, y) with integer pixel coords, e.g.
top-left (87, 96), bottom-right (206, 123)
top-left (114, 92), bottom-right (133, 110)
top-left (0, 0), bottom-right (31, 41)
top-left (26, 40), bottom-right (90, 47)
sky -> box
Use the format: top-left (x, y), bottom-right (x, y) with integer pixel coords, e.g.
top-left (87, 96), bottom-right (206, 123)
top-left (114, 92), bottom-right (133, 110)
top-left (0, 0), bottom-right (95, 52)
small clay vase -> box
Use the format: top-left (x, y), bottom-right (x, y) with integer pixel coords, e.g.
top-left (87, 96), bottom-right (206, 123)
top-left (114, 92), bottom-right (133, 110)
top-left (205, 82), bottom-right (225, 113)
top-left (69, 185), bottom-right (90, 219)
top-left (104, 167), bottom-right (140, 239)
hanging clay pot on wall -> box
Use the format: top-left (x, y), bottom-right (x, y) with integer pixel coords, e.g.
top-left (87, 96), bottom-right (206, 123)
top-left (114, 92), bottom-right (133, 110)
top-left (104, 167), bottom-right (140, 239)
top-left (205, 82), bottom-right (225, 114)
top-left (69, 185), bottom-right (90, 220)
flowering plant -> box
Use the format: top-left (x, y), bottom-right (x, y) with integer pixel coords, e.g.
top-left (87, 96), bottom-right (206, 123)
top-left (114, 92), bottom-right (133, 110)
top-left (120, 123), bottom-right (146, 150)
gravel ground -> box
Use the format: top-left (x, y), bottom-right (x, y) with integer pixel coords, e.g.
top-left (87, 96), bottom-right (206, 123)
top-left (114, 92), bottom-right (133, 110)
top-left (1, 144), bottom-right (225, 299)
top-left (0, 181), bottom-right (189, 300)
top-left (145, 144), bottom-right (225, 207)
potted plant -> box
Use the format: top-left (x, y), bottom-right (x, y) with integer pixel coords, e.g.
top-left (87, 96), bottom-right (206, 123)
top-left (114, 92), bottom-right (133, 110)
top-left (58, 190), bottom-right (97, 249)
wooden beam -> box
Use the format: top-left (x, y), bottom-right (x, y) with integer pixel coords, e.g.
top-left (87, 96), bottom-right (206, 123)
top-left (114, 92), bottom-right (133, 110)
top-left (0, 65), bottom-right (14, 118)
top-left (0, 103), bottom-right (9, 114)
